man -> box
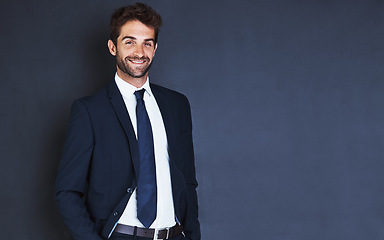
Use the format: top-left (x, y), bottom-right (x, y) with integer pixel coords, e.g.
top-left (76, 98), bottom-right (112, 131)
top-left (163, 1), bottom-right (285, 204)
top-left (54, 3), bottom-right (200, 240)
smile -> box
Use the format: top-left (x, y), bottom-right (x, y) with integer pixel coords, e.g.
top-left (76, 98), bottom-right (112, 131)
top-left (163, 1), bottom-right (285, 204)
top-left (129, 60), bottom-right (146, 64)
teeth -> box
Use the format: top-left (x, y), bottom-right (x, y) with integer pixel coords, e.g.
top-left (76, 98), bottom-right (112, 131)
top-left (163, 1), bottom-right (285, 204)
top-left (131, 60), bottom-right (144, 64)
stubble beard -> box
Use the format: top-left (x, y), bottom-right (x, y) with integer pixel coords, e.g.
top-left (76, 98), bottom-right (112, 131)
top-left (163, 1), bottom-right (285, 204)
top-left (116, 52), bottom-right (153, 79)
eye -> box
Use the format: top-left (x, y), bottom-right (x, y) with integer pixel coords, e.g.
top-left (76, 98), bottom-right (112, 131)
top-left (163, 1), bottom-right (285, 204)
top-left (144, 42), bottom-right (153, 47)
top-left (125, 40), bottom-right (134, 45)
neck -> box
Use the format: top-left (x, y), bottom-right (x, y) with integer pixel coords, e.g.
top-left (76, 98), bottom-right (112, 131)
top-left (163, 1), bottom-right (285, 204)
top-left (116, 68), bottom-right (148, 88)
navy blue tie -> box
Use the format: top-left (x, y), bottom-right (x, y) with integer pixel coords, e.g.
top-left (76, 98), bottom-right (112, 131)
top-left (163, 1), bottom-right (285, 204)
top-left (134, 89), bottom-right (157, 228)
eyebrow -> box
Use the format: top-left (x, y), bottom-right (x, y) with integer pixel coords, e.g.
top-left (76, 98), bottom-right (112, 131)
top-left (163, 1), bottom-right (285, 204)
top-left (121, 36), bottom-right (155, 42)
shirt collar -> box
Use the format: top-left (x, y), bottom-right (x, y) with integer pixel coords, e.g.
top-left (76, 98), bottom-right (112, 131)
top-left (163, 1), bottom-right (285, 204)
top-left (114, 73), bottom-right (153, 99)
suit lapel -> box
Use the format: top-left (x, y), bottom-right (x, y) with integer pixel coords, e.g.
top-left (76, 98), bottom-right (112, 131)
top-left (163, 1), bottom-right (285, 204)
top-left (151, 84), bottom-right (177, 163)
top-left (107, 81), bottom-right (140, 178)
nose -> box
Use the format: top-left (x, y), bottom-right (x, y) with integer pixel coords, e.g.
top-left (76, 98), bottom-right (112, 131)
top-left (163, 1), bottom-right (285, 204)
top-left (133, 44), bottom-right (145, 58)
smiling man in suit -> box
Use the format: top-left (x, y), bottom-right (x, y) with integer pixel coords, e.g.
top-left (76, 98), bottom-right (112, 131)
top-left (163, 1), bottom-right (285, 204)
top-left (54, 3), bottom-right (200, 240)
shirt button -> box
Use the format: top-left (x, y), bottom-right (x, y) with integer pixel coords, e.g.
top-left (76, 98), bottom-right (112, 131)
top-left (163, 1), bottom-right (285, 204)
top-left (127, 188), bottom-right (133, 193)
top-left (113, 212), bottom-right (118, 217)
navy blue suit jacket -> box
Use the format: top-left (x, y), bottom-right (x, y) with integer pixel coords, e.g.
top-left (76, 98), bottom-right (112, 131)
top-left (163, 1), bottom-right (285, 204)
top-left (54, 81), bottom-right (200, 240)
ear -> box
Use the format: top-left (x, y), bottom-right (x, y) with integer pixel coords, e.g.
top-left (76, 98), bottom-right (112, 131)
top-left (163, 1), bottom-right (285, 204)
top-left (153, 43), bottom-right (158, 57)
top-left (107, 40), bottom-right (117, 56)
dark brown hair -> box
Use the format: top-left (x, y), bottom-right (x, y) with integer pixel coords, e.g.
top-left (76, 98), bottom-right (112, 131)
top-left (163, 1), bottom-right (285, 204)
top-left (110, 3), bottom-right (163, 45)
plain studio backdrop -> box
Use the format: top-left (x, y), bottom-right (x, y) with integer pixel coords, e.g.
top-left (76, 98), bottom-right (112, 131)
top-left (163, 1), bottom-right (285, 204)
top-left (1, 0), bottom-right (384, 239)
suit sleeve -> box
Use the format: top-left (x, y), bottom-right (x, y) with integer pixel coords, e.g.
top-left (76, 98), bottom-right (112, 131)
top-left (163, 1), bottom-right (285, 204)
top-left (54, 99), bottom-right (103, 240)
top-left (182, 97), bottom-right (201, 240)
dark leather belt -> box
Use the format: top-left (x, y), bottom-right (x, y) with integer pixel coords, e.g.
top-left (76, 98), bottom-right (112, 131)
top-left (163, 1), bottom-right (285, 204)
top-left (114, 223), bottom-right (183, 239)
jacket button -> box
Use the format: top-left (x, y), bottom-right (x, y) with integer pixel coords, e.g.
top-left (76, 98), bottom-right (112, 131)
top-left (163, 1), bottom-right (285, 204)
top-left (127, 188), bottom-right (133, 193)
top-left (113, 212), bottom-right (118, 216)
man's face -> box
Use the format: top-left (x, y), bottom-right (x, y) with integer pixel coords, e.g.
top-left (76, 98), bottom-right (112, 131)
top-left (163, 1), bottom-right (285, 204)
top-left (108, 20), bottom-right (157, 79)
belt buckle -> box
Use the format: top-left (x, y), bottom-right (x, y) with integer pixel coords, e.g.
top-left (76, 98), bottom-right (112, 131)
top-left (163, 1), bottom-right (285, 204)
top-left (153, 229), bottom-right (161, 240)
top-left (153, 227), bottom-right (170, 240)
top-left (165, 227), bottom-right (170, 239)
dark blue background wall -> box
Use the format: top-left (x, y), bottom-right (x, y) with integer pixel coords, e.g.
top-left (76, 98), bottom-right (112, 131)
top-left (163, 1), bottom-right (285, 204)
top-left (1, 0), bottom-right (384, 239)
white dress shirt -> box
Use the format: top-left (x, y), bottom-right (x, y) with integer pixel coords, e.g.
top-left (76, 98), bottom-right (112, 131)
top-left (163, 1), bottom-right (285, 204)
top-left (115, 73), bottom-right (176, 229)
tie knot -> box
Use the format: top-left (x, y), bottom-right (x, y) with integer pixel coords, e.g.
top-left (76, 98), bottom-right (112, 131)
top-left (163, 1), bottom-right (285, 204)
top-left (134, 89), bottom-right (145, 101)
